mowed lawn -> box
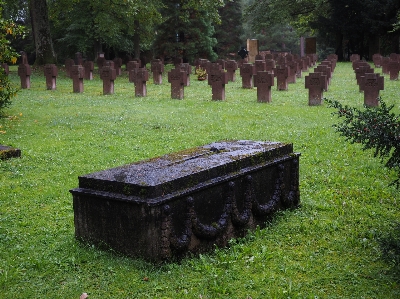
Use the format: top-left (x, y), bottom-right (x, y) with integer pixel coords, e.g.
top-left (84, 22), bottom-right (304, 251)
top-left (1, 62), bottom-right (400, 298)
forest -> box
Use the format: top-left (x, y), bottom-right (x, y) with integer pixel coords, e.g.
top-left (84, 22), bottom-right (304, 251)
top-left (1, 0), bottom-right (400, 65)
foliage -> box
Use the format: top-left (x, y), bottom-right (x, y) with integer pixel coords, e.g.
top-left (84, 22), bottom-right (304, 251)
top-left (153, 1), bottom-right (218, 63)
top-left (194, 66), bottom-right (207, 79)
top-left (214, 0), bottom-right (244, 58)
top-left (0, 0), bottom-right (24, 113)
top-left (327, 98), bottom-right (400, 187)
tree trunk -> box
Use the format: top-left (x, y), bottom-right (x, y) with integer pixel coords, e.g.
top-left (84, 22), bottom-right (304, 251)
top-left (133, 20), bottom-right (140, 59)
top-left (29, 0), bottom-right (56, 65)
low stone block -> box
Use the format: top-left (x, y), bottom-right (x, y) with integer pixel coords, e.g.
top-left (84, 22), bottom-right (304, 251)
top-left (0, 145), bottom-right (21, 160)
top-left (71, 140), bottom-right (300, 261)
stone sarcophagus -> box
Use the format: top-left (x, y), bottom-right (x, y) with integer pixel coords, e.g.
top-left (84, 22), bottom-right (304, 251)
top-left (70, 140), bottom-right (300, 261)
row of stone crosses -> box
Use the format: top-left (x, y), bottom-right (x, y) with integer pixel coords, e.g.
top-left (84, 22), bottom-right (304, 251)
top-left (6, 51), bottom-right (399, 105)
top-left (350, 53), bottom-right (400, 107)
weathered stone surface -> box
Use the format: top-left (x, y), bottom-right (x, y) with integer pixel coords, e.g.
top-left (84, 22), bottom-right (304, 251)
top-left (305, 72), bottom-right (326, 106)
top-left (168, 68), bottom-right (186, 100)
top-left (71, 65), bottom-right (85, 93)
top-left (362, 73), bottom-right (384, 107)
top-left (44, 64), bottom-right (57, 90)
top-left (71, 140), bottom-right (300, 261)
top-left (0, 145), bottom-right (21, 160)
top-left (254, 71), bottom-right (274, 103)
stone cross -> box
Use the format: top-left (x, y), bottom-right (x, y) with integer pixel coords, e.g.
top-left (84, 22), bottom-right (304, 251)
top-left (265, 59), bottom-right (276, 74)
top-left (84, 61), bottom-right (94, 80)
top-left (130, 68), bottom-right (149, 97)
top-left (75, 52), bottom-right (83, 65)
top-left (254, 60), bottom-right (266, 73)
top-left (97, 53), bottom-right (106, 69)
top-left (305, 72), bottom-right (326, 106)
top-left (18, 52), bottom-right (31, 89)
top-left (168, 68), bottom-right (187, 99)
top-left (275, 65), bottom-right (289, 91)
top-left (388, 60), bottom-right (400, 80)
top-left (71, 65), bottom-right (84, 93)
top-left (372, 54), bottom-right (382, 68)
top-left (100, 62), bottom-right (117, 95)
top-left (44, 64), bottom-right (57, 90)
top-left (254, 71), bottom-right (274, 103)
top-left (286, 61), bottom-right (297, 83)
top-left (355, 65), bottom-right (373, 90)
top-left (151, 59), bottom-right (164, 85)
top-left (65, 58), bottom-right (75, 77)
top-left (350, 54), bottom-right (360, 62)
top-left (127, 61), bottom-right (140, 76)
top-left (208, 64), bottom-right (228, 101)
top-left (314, 65), bottom-right (331, 91)
top-left (216, 59), bottom-right (226, 69)
top-left (240, 63), bottom-right (255, 88)
top-left (362, 73), bottom-right (384, 107)
top-left (113, 57), bottom-right (123, 76)
top-left (225, 60), bottom-right (238, 82)
top-left (179, 63), bottom-right (191, 86)
top-left (381, 57), bottom-right (390, 75)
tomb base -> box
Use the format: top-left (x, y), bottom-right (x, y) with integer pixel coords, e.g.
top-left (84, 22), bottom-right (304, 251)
top-left (70, 140), bottom-right (300, 261)
top-left (0, 145), bottom-right (21, 160)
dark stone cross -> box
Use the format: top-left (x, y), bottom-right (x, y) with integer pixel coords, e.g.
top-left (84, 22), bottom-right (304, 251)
top-left (64, 58), bottom-right (75, 78)
top-left (355, 65), bottom-right (373, 91)
top-left (350, 54), bottom-right (360, 62)
top-left (305, 72), bottom-right (326, 106)
top-left (216, 59), bottom-right (226, 69)
top-left (71, 65), bottom-right (85, 93)
top-left (208, 64), bottom-right (228, 101)
top-left (225, 60), bottom-right (238, 82)
top-left (113, 58), bottom-right (123, 76)
top-left (372, 54), bottom-right (383, 68)
top-left (18, 52), bottom-right (31, 89)
top-left (275, 66), bottom-right (289, 91)
top-left (362, 73), bottom-right (384, 107)
top-left (254, 71), bottom-right (275, 103)
top-left (388, 60), bottom-right (400, 80)
top-left (314, 65), bottom-right (331, 91)
top-left (381, 57), bottom-right (390, 75)
top-left (100, 62), bottom-right (117, 95)
top-left (97, 53), bottom-right (106, 70)
top-left (84, 61), bottom-right (94, 80)
top-left (168, 68), bottom-right (187, 99)
top-left (179, 63), bottom-right (191, 86)
top-left (254, 60), bottom-right (266, 73)
top-left (127, 61), bottom-right (140, 77)
top-left (240, 63), bottom-right (255, 88)
top-left (265, 59), bottom-right (276, 74)
top-left (131, 68), bottom-right (149, 97)
top-left (44, 64), bottom-right (58, 90)
top-left (151, 59), bottom-right (164, 85)
top-left (75, 52), bottom-right (83, 65)
top-left (286, 61), bottom-right (298, 84)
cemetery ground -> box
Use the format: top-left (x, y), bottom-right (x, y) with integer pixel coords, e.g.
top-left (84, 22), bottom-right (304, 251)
top-left (1, 62), bottom-right (400, 298)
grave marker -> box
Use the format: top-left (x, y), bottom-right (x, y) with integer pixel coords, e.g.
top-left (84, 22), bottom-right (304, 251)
top-left (305, 72), bottom-right (326, 105)
top-left (388, 60), bottom-right (400, 80)
top-left (275, 66), bottom-right (289, 91)
top-left (18, 52), bottom-right (31, 89)
top-left (179, 63), bottom-right (191, 86)
top-left (70, 140), bottom-right (300, 261)
top-left (362, 73), bottom-right (384, 107)
top-left (100, 62), bottom-right (117, 95)
top-left (240, 63), bottom-right (255, 88)
top-left (151, 59), bottom-right (164, 85)
top-left (113, 58), bottom-right (123, 76)
top-left (208, 64), bottom-right (228, 101)
top-left (168, 68), bottom-right (187, 99)
top-left (254, 71), bottom-right (274, 103)
top-left (131, 68), bottom-right (149, 97)
top-left (225, 60), bottom-right (238, 82)
top-left (84, 61), bottom-right (94, 80)
top-left (71, 65), bottom-right (84, 93)
top-left (44, 64), bottom-right (57, 90)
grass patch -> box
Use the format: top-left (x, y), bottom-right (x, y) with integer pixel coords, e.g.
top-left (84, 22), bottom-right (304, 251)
top-left (1, 63), bottom-right (400, 298)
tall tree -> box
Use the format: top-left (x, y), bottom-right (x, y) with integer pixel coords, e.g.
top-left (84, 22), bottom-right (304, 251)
top-left (29, 0), bottom-right (56, 64)
top-left (153, 0), bottom-right (224, 63)
top-left (214, 0), bottom-right (243, 58)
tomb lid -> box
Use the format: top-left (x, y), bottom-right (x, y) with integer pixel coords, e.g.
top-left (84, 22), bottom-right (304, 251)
top-left (76, 140), bottom-right (295, 203)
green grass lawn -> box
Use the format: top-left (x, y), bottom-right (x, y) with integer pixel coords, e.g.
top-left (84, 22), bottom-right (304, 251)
top-left (1, 62), bottom-right (400, 298)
